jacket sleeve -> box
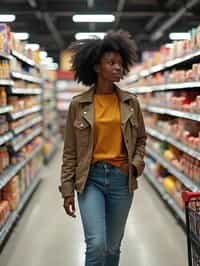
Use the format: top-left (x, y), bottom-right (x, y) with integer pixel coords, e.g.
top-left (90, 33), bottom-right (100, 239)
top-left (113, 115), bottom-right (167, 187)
top-left (59, 100), bottom-right (77, 198)
top-left (132, 98), bottom-right (147, 177)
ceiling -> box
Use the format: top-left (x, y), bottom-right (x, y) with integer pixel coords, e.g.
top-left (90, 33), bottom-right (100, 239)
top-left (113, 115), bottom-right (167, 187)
top-left (1, 0), bottom-right (200, 63)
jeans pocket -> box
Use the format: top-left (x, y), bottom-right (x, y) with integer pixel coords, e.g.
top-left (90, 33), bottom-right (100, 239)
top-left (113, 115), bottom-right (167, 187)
top-left (114, 165), bottom-right (129, 178)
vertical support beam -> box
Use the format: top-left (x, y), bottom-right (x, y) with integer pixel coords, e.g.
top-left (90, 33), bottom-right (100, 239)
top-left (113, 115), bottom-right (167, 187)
top-left (114, 0), bottom-right (126, 28)
top-left (151, 0), bottom-right (200, 41)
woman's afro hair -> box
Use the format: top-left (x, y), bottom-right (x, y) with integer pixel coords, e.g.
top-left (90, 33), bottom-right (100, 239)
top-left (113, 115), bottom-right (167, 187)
top-left (69, 30), bottom-right (137, 86)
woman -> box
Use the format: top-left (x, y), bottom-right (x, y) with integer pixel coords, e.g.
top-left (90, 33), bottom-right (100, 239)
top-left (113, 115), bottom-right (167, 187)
top-left (59, 30), bottom-right (146, 266)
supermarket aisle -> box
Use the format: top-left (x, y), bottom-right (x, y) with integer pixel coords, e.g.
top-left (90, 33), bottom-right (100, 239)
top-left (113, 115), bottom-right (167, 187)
top-left (0, 147), bottom-right (187, 266)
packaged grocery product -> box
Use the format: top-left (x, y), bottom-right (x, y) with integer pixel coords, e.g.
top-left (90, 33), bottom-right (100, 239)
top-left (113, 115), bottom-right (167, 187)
top-left (3, 192), bottom-right (19, 210)
top-left (3, 176), bottom-right (19, 193)
top-left (0, 87), bottom-right (7, 106)
top-left (163, 176), bottom-right (176, 194)
top-left (0, 200), bottom-right (10, 228)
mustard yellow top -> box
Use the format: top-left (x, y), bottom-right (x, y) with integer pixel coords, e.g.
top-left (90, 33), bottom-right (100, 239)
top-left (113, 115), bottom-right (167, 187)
top-left (92, 93), bottom-right (128, 167)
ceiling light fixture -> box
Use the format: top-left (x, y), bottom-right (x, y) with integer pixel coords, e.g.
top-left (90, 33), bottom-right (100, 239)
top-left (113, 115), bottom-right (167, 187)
top-left (169, 32), bottom-right (191, 40)
top-left (0, 14), bottom-right (16, 22)
top-left (14, 32), bottom-right (29, 41)
top-left (47, 63), bottom-right (58, 70)
top-left (41, 57), bottom-right (53, 64)
top-left (73, 14), bottom-right (115, 23)
top-left (165, 43), bottom-right (173, 48)
top-left (75, 32), bottom-right (106, 40)
top-left (25, 43), bottom-right (40, 50)
top-left (40, 51), bottom-right (48, 59)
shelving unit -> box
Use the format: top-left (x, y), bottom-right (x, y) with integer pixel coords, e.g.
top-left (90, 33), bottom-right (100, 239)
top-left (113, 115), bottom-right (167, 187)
top-left (56, 79), bottom-right (86, 136)
top-left (146, 146), bottom-right (200, 192)
top-left (126, 50), bottom-right (200, 83)
top-left (0, 143), bottom-right (43, 190)
top-left (11, 71), bottom-right (42, 84)
top-left (8, 87), bottom-right (42, 95)
top-left (143, 167), bottom-right (185, 224)
top-left (0, 27), bottom-right (45, 247)
top-left (0, 105), bottom-right (13, 114)
top-left (0, 132), bottom-right (13, 146)
top-left (10, 127), bottom-right (42, 152)
top-left (0, 52), bottom-right (11, 60)
top-left (127, 82), bottom-right (200, 94)
top-left (11, 50), bottom-right (38, 68)
top-left (146, 126), bottom-right (200, 160)
top-left (12, 115), bottom-right (42, 135)
top-left (9, 105), bottom-right (41, 120)
top-left (141, 105), bottom-right (200, 122)
top-left (42, 69), bottom-right (60, 163)
top-left (0, 171), bottom-right (42, 246)
top-left (0, 80), bottom-right (14, 86)
top-left (124, 40), bottom-right (200, 223)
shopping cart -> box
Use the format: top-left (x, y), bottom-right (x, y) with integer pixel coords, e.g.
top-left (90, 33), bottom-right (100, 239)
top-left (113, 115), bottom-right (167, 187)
top-left (182, 192), bottom-right (200, 266)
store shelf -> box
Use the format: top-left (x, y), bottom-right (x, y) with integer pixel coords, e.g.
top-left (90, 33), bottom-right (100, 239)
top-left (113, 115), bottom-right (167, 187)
top-left (11, 50), bottom-right (39, 69)
top-left (0, 105), bottom-right (13, 114)
top-left (126, 50), bottom-right (200, 83)
top-left (8, 87), bottom-right (42, 95)
top-left (0, 52), bottom-right (11, 60)
top-left (11, 72), bottom-right (42, 84)
top-left (142, 105), bottom-right (200, 122)
top-left (128, 82), bottom-right (200, 94)
top-left (146, 126), bottom-right (200, 160)
top-left (44, 115), bottom-right (57, 125)
top-left (0, 173), bottom-right (41, 246)
top-left (12, 116), bottom-right (43, 135)
top-left (146, 146), bottom-right (200, 192)
top-left (0, 80), bottom-right (14, 86)
top-left (44, 145), bottom-right (58, 164)
top-left (0, 143), bottom-right (43, 190)
top-left (44, 104), bottom-right (56, 111)
top-left (143, 167), bottom-right (185, 224)
top-left (10, 127), bottom-right (42, 152)
top-left (10, 105), bottom-right (41, 120)
top-left (0, 132), bottom-right (13, 146)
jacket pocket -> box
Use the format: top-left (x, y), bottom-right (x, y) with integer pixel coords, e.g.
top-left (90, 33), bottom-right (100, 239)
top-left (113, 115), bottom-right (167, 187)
top-left (129, 116), bottom-right (138, 129)
top-left (74, 119), bottom-right (90, 148)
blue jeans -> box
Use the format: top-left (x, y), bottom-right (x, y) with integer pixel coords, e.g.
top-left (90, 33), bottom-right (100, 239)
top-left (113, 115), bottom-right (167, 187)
top-left (77, 161), bottom-right (134, 266)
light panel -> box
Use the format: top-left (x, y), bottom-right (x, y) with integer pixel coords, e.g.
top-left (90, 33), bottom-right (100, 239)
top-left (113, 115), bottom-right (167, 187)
top-left (73, 14), bottom-right (115, 23)
top-left (169, 32), bottom-right (191, 40)
top-left (0, 14), bottom-right (16, 22)
top-left (14, 32), bottom-right (29, 40)
top-left (75, 32), bottom-right (106, 40)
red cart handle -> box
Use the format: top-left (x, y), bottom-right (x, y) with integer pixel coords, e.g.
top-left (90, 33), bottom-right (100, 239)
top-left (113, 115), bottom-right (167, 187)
top-left (182, 191), bottom-right (200, 202)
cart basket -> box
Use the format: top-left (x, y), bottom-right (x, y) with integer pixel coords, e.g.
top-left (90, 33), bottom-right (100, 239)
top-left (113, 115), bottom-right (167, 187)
top-left (182, 191), bottom-right (200, 266)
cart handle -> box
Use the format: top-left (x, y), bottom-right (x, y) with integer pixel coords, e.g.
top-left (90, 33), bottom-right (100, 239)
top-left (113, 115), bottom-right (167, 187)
top-left (182, 191), bottom-right (200, 202)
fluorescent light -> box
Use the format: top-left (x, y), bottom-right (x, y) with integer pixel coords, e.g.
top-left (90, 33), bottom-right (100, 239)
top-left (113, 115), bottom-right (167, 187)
top-left (165, 43), bottom-right (173, 48)
top-left (41, 57), bottom-right (53, 64)
top-left (14, 32), bottom-right (29, 40)
top-left (169, 32), bottom-right (191, 40)
top-left (47, 63), bottom-right (58, 70)
top-left (40, 51), bottom-right (48, 59)
top-left (73, 14), bottom-right (115, 23)
top-left (75, 32), bottom-right (106, 40)
top-left (25, 43), bottom-right (40, 50)
top-left (0, 14), bottom-right (16, 22)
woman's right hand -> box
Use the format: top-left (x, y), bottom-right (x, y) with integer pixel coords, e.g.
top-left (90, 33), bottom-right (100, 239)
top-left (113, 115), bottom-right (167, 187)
top-left (63, 196), bottom-right (76, 218)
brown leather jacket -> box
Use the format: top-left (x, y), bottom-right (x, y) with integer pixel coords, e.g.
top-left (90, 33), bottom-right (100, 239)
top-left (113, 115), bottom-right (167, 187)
top-left (59, 85), bottom-right (146, 198)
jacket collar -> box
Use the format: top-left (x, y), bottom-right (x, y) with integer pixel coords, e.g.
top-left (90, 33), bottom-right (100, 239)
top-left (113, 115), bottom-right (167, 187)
top-left (77, 84), bottom-right (132, 103)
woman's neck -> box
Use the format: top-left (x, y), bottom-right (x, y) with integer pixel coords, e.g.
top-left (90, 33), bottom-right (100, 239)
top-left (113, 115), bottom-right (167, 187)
top-left (95, 79), bottom-right (114, 94)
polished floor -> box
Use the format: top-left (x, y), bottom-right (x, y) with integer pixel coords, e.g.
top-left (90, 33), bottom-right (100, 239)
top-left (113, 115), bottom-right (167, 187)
top-left (0, 147), bottom-right (187, 266)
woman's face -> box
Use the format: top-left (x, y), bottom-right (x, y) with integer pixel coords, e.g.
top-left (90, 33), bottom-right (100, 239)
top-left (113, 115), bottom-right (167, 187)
top-left (96, 52), bottom-right (123, 83)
